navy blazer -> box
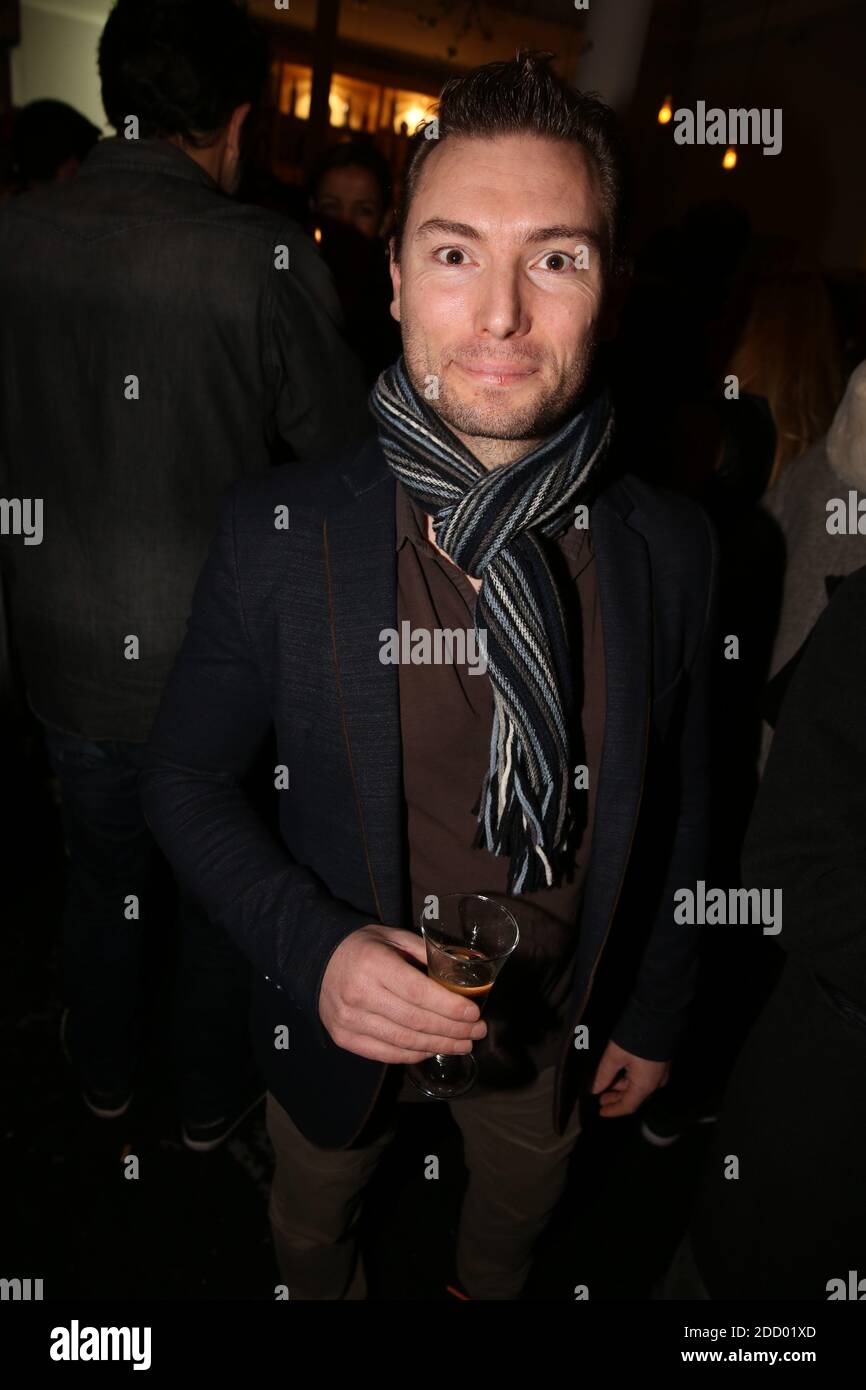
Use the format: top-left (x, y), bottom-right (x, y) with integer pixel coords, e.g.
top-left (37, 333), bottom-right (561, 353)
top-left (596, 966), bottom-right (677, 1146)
top-left (141, 437), bottom-right (719, 1147)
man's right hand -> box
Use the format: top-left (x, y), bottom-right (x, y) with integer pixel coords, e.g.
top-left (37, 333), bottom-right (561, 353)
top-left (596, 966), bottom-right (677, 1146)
top-left (319, 924), bottom-right (488, 1063)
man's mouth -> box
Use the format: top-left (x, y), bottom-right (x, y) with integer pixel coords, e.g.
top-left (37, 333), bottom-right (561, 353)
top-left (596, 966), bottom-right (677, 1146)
top-left (453, 360), bottom-right (537, 387)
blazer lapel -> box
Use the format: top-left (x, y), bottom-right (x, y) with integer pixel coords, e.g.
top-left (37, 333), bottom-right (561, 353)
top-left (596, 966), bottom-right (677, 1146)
top-left (322, 444), bottom-right (407, 929)
top-left (580, 479), bottom-right (653, 971)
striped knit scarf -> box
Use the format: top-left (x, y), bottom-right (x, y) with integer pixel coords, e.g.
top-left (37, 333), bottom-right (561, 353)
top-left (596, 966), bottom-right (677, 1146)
top-left (370, 356), bottom-right (614, 894)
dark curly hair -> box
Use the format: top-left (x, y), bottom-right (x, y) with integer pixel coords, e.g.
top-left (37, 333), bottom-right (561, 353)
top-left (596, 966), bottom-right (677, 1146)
top-left (98, 0), bottom-right (269, 146)
top-left (393, 51), bottom-right (631, 275)
top-left (12, 100), bottom-right (101, 185)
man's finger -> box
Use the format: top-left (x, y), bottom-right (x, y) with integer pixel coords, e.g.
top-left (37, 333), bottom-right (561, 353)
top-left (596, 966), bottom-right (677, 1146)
top-left (350, 1010), bottom-right (476, 1055)
top-left (377, 950), bottom-right (483, 1022)
top-left (599, 1091), bottom-right (635, 1113)
top-left (338, 1034), bottom-right (435, 1065)
top-left (366, 986), bottom-right (486, 1041)
top-left (600, 1101), bottom-right (636, 1117)
top-left (599, 1086), bottom-right (628, 1102)
top-left (381, 927), bottom-right (429, 965)
top-left (591, 1059), bottom-right (621, 1094)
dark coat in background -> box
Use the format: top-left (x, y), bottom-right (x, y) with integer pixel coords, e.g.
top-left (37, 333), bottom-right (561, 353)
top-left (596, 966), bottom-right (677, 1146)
top-left (689, 565), bottom-right (866, 1299)
top-left (0, 137), bottom-right (370, 742)
top-left (140, 437), bottom-right (719, 1148)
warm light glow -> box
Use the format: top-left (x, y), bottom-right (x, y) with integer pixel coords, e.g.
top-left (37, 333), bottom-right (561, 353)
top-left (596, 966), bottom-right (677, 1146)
top-left (329, 89), bottom-right (346, 124)
top-left (657, 95), bottom-right (673, 125)
top-left (722, 147), bottom-right (738, 170)
top-left (313, 227), bottom-right (322, 244)
top-left (291, 80), bottom-right (312, 121)
top-left (401, 106), bottom-right (428, 134)
top-left (391, 92), bottom-right (435, 134)
top-left (275, 62), bottom-right (435, 134)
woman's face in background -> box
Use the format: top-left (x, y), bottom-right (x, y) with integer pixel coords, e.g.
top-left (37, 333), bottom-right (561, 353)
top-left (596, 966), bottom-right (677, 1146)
top-left (313, 165), bottom-right (385, 239)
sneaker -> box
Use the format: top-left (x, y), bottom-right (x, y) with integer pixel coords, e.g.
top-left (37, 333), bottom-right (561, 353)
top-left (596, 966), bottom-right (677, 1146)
top-left (59, 1007), bottom-right (134, 1119)
top-left (181, 1081), bottom-right (265, 1154)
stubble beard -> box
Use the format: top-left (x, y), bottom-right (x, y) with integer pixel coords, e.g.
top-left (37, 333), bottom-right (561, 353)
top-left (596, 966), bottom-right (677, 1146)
top-left (401, 323), bottom-right (597, 446)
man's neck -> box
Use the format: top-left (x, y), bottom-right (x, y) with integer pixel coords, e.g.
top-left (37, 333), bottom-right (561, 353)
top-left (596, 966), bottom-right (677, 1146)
top-left (166, 134), bottom-right (222, 186)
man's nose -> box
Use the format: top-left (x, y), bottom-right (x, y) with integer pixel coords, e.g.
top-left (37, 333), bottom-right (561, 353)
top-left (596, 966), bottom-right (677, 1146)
top-left (473, 263), bottom-right (529, 340)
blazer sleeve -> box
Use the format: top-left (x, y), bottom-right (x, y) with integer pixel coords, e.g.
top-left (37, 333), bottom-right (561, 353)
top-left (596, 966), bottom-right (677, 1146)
top-left (741, 566), bottom-right (866, 1008)
top-left (139, 483), bottom-right (372, 1039)
top-left (609, 505), bottom-right (720, 1060)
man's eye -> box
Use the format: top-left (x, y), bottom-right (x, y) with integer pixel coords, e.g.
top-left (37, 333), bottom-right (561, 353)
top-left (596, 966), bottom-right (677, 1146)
top-left (537, 251), bottom-right (576, 272)
top-left (434, 247), bottom-right (469, 266)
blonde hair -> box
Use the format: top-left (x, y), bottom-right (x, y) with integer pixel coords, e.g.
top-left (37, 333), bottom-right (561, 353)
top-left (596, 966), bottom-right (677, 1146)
top-left (726, 242), bottom-right (842, 489)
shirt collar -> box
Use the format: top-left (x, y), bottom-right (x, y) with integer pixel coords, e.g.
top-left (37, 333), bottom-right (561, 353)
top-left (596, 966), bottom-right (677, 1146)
top-left (395, 480), bottom-right (431, 553)
top-left (77, 136), bottom-right (220, 192)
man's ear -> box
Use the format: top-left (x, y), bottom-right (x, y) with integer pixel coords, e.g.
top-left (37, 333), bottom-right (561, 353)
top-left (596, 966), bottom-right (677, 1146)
top-left (388, 235), bottom-right (401, 322)
top-left (227, 102), bottom-right (251, 159)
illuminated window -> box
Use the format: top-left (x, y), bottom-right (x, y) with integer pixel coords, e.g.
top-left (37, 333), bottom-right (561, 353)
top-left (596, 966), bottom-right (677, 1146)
top-left (276, 62), bottom-right (434, 134)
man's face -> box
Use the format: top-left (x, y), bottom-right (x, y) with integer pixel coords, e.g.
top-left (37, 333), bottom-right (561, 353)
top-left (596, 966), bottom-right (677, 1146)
top-left (314, 165), bottom-right (384, 239)
top-left (390, 133), bottom-right (608, 446)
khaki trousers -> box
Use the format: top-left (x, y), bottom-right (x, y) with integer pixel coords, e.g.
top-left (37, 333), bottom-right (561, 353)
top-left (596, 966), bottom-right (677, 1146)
top-left (265, 1065), bottom-right (581, 1300)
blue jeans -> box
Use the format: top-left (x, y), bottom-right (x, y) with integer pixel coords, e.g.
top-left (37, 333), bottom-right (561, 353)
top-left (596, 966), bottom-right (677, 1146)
top-left (43, 725), bottom-right (255, 1118)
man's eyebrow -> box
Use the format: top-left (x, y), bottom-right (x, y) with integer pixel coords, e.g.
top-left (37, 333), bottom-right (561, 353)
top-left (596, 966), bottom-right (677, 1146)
top-left (522, 225), bottom-right (603, 251)
top-left (413, 218), bottom-right (481, 241)
top-left (412, 218), bottom-right (603, 252)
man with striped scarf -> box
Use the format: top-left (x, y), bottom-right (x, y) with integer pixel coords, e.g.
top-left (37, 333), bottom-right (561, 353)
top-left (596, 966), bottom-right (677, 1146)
top-left (143, 53), bottom-right (719, 1299)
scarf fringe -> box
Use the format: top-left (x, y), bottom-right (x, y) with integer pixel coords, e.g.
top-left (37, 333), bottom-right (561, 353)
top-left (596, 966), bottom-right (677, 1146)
top-left (471, 757), bottom-right (571, 894)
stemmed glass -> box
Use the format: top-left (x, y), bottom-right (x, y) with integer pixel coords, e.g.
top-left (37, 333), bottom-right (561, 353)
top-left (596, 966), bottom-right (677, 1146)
top-left (405, 893), bottom-right (519, 1099)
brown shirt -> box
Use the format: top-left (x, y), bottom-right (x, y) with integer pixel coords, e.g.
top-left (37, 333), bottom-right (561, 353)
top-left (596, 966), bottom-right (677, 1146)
top-left (394, 482), bottom-right (605, 1099)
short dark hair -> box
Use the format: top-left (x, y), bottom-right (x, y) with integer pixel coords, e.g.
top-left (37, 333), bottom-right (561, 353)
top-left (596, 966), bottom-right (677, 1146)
top-left (12, 100), bottom-right (101, 184)
top-left (98, 0), bottom-right (269, 145)
top-left (393, 51), bottom-right (631, 273)
top-left (308, 138), bottom-right (393, 211)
